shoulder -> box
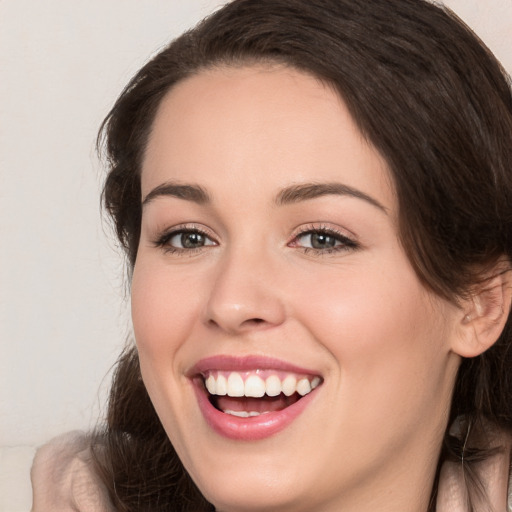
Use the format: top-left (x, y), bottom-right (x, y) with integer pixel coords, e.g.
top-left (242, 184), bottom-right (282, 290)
top-left (437, 424), bottom-right (512, 512)
top-left (31, 431), bottom-right (114, 512)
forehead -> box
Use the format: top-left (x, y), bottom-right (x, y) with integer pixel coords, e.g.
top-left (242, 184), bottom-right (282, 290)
top-left (141, 65), bottom-right (394, 211)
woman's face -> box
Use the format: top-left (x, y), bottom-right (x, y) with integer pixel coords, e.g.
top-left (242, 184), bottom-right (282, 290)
top-left (132, 65), bottom-right (462, 511)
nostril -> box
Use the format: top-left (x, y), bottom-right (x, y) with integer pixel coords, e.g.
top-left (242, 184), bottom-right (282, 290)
top-left (207, 317), bottom-right (264, 328)
top-left (244, 318), bottom-right (265, 326)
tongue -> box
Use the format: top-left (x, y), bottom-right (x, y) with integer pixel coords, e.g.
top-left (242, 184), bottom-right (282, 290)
top-left (215, 394), bottom-right (300, 414)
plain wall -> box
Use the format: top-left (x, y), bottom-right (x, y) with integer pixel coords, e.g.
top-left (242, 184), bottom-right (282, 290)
top-left (1, 1), bottom-right (511, 510)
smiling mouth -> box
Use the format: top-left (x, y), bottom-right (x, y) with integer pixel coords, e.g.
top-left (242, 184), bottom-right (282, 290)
top-left (201, 370), bottom-right (322, 417)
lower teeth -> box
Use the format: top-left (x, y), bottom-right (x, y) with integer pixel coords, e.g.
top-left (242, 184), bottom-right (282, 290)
top-left (223, 410), bottom-right (269, 418)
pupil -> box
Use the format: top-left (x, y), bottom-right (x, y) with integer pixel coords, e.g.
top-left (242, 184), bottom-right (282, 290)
top-left (182, 232), bottom-right (204, 248)
top-left (311, 233), bottom-right (335, 249)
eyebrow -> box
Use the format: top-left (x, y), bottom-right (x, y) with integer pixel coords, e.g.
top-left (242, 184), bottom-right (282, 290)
top-left (275, 182), bottom-right (387, 213)
top-left (142, 180), bottom-right (387, 213)
top-left (142, 182), bottom-right (210, 207)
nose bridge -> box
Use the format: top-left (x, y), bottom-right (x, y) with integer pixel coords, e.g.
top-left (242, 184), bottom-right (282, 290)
top-left (204, 242), bottom-right (285, 333)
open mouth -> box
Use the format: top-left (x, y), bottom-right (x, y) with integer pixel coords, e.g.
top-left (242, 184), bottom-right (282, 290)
top-left (201, 370), bottom-right (322, 418)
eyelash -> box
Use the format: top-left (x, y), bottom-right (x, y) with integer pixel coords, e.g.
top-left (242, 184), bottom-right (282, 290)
top-left (152, 225), bottom-right (217, 255)
top-left (152, 224), bottom-right (359, 256)
top-left (289, 224), bottom-right (359, 255)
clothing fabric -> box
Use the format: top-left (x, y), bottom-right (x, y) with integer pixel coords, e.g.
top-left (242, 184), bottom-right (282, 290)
top-left (31, 431), bottom-right (114, 512)
top-left (32, 431), bottom-right (511, 511)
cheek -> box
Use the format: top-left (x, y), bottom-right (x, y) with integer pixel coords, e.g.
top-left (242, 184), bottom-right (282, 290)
top-left (130, 259), bottom-right (207, 450)
top-left (289, 256), bottom-right (453, 407)
top-left (131, 259), bottom-right (204, 361)
top-left (287, 258), bottom-right (458, 470)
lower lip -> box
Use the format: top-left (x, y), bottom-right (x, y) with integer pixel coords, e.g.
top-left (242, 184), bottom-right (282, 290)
top-left (192, 380), bottom-right (319, 441)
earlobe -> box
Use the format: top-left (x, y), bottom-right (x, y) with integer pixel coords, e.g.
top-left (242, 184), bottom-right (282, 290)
top-left (453, 263), bottom-right (512, 358)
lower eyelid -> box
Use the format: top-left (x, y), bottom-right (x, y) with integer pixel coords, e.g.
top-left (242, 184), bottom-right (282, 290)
top-left (152, 224), bottom-right (218, 246)
top-left (169, 231), bottom-right (216, 247)
top-left (290, 229), bottom-right (357, 247)
top-left (152, 224), bottom-right (357, 254)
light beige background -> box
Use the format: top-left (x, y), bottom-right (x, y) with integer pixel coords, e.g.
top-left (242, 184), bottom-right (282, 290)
top-left (1, 1), bottom-right (510, 510)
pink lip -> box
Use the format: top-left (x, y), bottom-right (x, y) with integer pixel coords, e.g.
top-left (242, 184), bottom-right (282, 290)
top-left (189, 355), bottom-right (318, 376)
top-left (189, 355), bottom-right (322, 441)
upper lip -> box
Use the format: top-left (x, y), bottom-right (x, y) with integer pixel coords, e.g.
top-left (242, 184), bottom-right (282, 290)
top-left (188, 355), bottom-right (321, 378)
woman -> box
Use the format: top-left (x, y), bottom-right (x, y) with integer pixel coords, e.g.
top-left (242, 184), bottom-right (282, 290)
top-left (32, 0), bottom-right (512, 510)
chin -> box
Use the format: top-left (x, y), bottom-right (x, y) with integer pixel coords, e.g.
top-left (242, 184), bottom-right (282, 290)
top-left (194, 468), bottom-right (312, 512)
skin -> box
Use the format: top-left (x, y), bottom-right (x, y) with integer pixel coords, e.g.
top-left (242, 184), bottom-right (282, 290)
top-left (131, 65), bottom-right (469, 512)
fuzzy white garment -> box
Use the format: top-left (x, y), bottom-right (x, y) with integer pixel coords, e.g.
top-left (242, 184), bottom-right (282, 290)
top-left (436, 420), bottom-right (512, 512)
top-left (437, 455), bottom-right (512, 512)
top-left (31, 431), bottom-right (511, 511)
top-left (31, 431), bottom-right (114, 512)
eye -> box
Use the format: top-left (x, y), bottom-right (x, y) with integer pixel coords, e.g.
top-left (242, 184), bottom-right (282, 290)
top-left (169, 231), bottom-right (215, 249)
top-left (154, 227), bottom-right (217, 253)
top-left (299, 232), bottom-right (340, 250)
top-left (290, 226), bottom-right (358, 254)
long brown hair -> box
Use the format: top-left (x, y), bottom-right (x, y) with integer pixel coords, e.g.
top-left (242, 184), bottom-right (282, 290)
top-left (93, 1), bottom-right (512, 510)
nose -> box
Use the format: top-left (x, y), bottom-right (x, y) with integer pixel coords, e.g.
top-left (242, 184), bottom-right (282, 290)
top-left (203, 248), bottom-right (286, 335)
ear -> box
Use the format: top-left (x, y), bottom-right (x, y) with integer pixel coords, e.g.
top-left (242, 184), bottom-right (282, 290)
top-left (452, 262), bottom-right (512, 358)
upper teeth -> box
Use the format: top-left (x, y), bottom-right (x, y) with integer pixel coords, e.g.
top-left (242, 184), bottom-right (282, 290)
top-left (204, 371), bottom-right (321, 398)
